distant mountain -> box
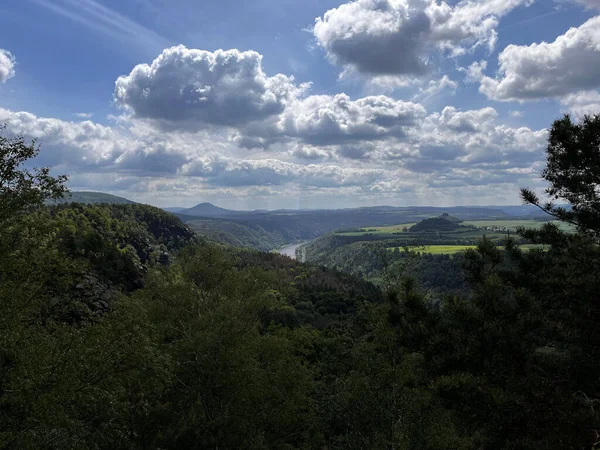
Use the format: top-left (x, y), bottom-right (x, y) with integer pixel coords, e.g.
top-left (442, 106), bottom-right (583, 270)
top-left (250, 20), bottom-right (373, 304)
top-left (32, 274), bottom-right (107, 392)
top-left (499, 205), bottom-right (567, 217)
top-left (180, 202), bottom-right (237, 218)
top-left (162, 207), bottom-right (188, 213)
top-left (51, 191), bottom-right (135, 205)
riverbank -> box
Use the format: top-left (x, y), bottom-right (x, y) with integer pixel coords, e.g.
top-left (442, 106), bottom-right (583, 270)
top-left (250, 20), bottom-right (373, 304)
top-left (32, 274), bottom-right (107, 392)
top-left (276, 243), bottom-right (306, 261)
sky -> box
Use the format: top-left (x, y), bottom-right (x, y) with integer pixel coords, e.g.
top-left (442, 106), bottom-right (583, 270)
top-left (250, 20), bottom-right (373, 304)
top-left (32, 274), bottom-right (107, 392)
top-left (0, 0), bottom-right (599, 209)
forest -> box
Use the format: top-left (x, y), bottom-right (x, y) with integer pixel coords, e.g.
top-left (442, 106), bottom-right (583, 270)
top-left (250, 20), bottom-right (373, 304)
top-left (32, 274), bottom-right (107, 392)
top-left (1, 114), bottom-right (600, 449)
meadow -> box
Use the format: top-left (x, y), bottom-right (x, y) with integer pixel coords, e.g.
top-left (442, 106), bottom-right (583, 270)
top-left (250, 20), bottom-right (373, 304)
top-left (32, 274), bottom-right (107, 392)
top-left (338, 219), bottom-right (573, 237)
top-left (388, 244), bottom-right (548, 255)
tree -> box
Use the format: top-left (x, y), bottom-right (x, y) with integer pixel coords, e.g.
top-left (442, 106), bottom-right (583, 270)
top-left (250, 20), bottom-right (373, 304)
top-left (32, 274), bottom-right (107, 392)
top-left (521, 114), bottom-right (600, 235)
top-left (0, 126), bottom-right (68, 223)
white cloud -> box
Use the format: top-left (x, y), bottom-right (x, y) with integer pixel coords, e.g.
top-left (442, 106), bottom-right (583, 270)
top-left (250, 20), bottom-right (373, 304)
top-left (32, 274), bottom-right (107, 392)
top-left (463, 60), bottom-right (487, 83)
top-left (74, 112), bottom-right (93, 119)
top-left (561, 90), bottom-right (600, 116)
top-left (281, 93), bottom-right (427, 145)
top-left (231, 92), bottom-right (427, 149)
top-left (0, 108), bottom-right (196, 175)
top-left (416, 75), bottom-right (457, 99)
top-left (0, 108), bottom-right (127, 167)
top-left (398, 106), bottom-right (548, 174)
top-left (313, 0), bottom-right (532, 78)
top-left (313, 0), bottom-right (432, 76)
top-left (572, 0), bottom-right (600, 10)
top-left (0, 50), bottom-right (16, 84)
top-left (0, 99), bottom-right (549, 207)
top-left (438, 106), bottom-right (498, 133)
top-left (115, 45), bottom-right (309, 131)
top-left (478, 16), bottom-right (600, 101)
top-left (181, 157), bottom-right (383, 188)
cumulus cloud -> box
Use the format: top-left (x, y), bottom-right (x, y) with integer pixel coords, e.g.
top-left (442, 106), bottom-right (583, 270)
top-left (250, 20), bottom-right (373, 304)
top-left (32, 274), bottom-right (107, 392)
top-left (0, 107), bottom-right (384, 191)
top-left (0, 108), bottom-right (200, 176)
top-left (115, 45), bottom-right (308, 130)
top-left (313, 0), bottom-right (431, 76)
top-left (281, 94), bottom-right (427, 145)
top-left (0, 108), bottom-right (128, 167)
top-left (437, 106), bottom-right (498, 133)
top-left (477, 16), bottom-right (600, 101)
top-left (0, 99), bottom-right (549, 206)
top-left (232, 93), bottom-right (427, 149)
top-left (561, 90), bottom-right (600, 116)
top-left (181, 157), bottom-right (383, 188)
top-left (0, 49), bottom-right (16, 84)
top-left (398, 106), bottom-right (548, 173)
top-left (313, 0), bottom-right (532, 78)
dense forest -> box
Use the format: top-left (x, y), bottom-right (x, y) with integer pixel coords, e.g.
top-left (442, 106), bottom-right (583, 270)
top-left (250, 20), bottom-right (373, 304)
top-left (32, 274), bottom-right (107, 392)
top-left (2, 114), bottom-right (600, 449)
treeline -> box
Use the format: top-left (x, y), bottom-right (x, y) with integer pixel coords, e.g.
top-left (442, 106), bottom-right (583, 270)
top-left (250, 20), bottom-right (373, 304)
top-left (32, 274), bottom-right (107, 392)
top-left (2, 115), bottom-right (600, 449)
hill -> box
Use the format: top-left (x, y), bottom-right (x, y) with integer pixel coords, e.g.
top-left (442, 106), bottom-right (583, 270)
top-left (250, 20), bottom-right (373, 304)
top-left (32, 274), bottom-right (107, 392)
top-left (51, 191), bottom-right (135, 205)
top-left (187, 218), bottom-right (288, 251)
top-left (162, 206), bottom-right (187, 213)
top-left (179, 202), bottom-right (238, 218)
top-left (410, 215), bottom-right (467, 233)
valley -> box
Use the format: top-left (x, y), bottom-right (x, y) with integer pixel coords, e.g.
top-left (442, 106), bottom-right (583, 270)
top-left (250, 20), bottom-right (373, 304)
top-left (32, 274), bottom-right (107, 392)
top-left (276, 242), bottom-right (305, 260)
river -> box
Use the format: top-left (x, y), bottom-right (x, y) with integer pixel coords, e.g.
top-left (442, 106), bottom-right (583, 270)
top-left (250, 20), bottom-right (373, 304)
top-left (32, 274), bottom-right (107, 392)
top-left (277, 243), bottom-right (305, 261)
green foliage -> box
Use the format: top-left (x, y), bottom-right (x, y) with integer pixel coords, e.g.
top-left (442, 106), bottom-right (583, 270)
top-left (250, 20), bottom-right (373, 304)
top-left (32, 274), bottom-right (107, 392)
top-left (409, 215), bottom-right (468, 233)
top-left (50, 191), bottom-right (135, 205)
top-left (188, 218), bottom-right (289, 251)
top-left (0, 127), bottom-right (68, 223)
top-left (522, 114), bottom-right (600, 235)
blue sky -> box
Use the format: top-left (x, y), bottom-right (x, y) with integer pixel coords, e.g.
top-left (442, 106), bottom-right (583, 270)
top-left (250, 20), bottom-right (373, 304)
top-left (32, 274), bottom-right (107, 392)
top-left (0, 0), bottom-right (599, 209)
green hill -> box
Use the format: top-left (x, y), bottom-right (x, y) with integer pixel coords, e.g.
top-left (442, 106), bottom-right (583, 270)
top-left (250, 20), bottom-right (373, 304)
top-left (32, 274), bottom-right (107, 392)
top-left (180, 202), bottom-right (237, 217)
top-left (51, 191), bottom-right (135, 205)
top-left (410, 214), bottom-right (466, 232)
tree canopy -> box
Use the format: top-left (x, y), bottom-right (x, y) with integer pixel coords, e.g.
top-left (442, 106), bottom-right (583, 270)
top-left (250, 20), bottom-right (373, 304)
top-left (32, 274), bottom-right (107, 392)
top-left (522, 114), bottom-right (600, 236)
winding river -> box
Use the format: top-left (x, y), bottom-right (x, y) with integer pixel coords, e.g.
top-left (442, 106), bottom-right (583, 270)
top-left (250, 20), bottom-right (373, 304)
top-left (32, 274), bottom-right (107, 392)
top-left (277, 243), bottom-right (306, 261)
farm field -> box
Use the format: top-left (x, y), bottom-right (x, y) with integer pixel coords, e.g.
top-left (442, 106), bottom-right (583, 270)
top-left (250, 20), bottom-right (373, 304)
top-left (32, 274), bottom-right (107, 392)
top-left (462, 219), bottom-right (576, 230)
top-left (463, 219), bottom-right (542, 229)
top-left (387, 245), bottom-right (477, 255)
top-left (336, 223), bottom-right (417, 236)
top-left (387, 244), bottom-right (548, 255)
top-left (339, 219), bottom-right (573, 237)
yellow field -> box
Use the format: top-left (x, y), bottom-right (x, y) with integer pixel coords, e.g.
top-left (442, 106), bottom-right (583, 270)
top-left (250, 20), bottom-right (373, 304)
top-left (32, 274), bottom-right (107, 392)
top-left (337, 223), bottom-right (416, 236)
top-left (463, 220), bottom-right (573, 232)
top-left (388, 245), bottom-right (477, 255)
top-left (388, 244), bottom-right (548, 255)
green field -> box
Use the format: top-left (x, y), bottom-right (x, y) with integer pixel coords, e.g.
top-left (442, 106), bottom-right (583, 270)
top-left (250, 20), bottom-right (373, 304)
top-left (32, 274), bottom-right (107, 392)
top-left (463, 219), bottom-right (573, 232)
top-left (339, 219), bottom-right (573, 237)
top-left (388, 245), bottom-right (477, 255)
top-left (336, 223), bottom-right (417, 236)
top-left (388, 244), bottom-right (548, 255)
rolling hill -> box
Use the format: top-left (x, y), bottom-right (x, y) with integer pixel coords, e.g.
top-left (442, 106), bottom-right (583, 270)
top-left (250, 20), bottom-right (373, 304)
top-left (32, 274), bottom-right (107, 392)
top-left (50, 191), bottom-right (135, 205)
top-left (179, 202), bottom-right (239, 218)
